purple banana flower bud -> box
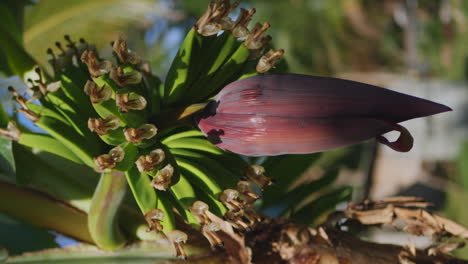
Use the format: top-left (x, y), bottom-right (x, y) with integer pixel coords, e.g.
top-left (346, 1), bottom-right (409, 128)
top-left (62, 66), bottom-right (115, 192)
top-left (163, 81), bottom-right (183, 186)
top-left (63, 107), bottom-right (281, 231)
top-left (196, 74), bottom-right (451, 156)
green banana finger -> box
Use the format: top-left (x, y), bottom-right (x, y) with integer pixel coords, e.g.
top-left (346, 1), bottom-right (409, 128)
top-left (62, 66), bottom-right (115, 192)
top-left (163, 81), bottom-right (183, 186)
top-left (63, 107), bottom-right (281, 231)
top-left (141, 69), bottom-right (163, 115)
top-left (39, 116), bottom-right (97, 167)
top-left (164, 137), bottom-right (225, 155)
top-left (155, 191), bottom-right (176, 232)
top-left (18, 132), bottom-right (82, 164)
top-left (168, 173), bottom-right (200, 228)
top-left (160, 130), bottom-right (204, 144)
top-left (192, 43), bottom-right (251, 102)
top-left (88, 171), bottom-right (128, 251)
top-left (46, 92), bottom-right (101, 150)
top-left (59, 69), bottom-right (97, 118)
top-left (188, 33), bottom-right (241, 101)
top-left (164, 27), bottom-right (202, 105)
top-left (28, 112), bottom-right (99, 167)
top-left (204, 33), bottom-right (241, 77)
top-left (26, 102), bottom-right (69, 125)
top-left (99, 129), bottom-right (126, 146)
top-left (125, 166), bottom-right (157, 215)
top-left (114, 142), bottom-right (139, 171)
top-left (175, 157), bottom-right (226, 216)
top-left (171, 148), bottom-right (240, 188)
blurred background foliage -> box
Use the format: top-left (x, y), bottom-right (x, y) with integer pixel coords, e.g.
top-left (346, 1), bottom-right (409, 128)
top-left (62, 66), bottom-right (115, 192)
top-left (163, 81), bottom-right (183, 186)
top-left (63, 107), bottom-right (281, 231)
top-left (1, 0), bottom-right (468, 261)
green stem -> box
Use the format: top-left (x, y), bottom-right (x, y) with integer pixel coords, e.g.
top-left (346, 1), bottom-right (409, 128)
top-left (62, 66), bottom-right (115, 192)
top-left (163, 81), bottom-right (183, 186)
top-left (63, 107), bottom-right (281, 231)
top-left (0, 180), bottom-right (93, 243)
top-left (88, 171), bottom-right (128, 251)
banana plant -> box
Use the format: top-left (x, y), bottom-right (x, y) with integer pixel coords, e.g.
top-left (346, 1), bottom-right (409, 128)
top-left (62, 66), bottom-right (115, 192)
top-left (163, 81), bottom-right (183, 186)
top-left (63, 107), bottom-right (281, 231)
top-left (0, 0), bottom-right (452, 262)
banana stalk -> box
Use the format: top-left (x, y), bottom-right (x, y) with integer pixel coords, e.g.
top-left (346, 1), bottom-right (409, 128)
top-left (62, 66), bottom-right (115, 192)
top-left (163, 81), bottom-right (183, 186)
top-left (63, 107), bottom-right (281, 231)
top-left (0, 180), bottom-right (92, 243)
top-left (88, 171), bottom-right (128, 251)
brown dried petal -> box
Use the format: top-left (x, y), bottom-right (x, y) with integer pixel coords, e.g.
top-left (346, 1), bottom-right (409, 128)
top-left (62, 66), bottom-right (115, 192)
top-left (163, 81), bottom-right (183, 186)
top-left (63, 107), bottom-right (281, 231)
top-left (124, 124), bottom-right (157, 144)
top-left (112, 38), bottom-right (140, 64)
top-left (144, 209), bottom-right (164, 232)
top-left (150, 164), bottom-right (174, 191)
top-left (81, 50), bottom-right (112, 77)
top-left (116, 93), bottom-right (147, 112)
top-left (0, 121), bottom-right (21, 141)
top-left (135, 149), bottom-right (165, 172)
top-left (109, 67), bottom-right (142, 87)
top-left (256, 48), bottom-right (284, 73)
top-left (88, 115), bottom-right (121, 136)
top-left (84, 80), bottom-right (112, 104)
top-left (94, 146), bottom-right (125, 171)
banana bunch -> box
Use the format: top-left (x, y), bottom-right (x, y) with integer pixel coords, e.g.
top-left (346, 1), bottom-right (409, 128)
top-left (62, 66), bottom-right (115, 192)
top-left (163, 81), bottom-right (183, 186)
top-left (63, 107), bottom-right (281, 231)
top-left (0, 0), bottom-right (283, 259)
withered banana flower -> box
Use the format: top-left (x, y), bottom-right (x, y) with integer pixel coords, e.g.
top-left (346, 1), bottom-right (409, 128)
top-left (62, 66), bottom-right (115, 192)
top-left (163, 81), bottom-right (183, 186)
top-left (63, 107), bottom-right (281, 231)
top-left (196, 74), bottom-right (451, 156)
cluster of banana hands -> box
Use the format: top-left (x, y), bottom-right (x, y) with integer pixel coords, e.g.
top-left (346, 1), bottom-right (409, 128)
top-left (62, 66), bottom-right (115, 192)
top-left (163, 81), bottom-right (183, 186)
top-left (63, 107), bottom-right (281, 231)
top-left (0, 0), bottom-right (450, 259)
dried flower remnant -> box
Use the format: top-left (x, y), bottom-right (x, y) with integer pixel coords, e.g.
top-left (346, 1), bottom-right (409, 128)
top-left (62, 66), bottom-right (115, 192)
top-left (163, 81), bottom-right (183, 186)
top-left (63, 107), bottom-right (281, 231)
top-left (245, 165), bottom-right (273, 189)
top-left (344, 197), bottom-right (468, 239)
top-left (112, 38), bottom-right (140, 65)
top-left (80, 50), bottom-right (112, 77)
top-left (94, 146), bottom-right (125, 171)
top-left (88, 115), bottom-right (121, 136)
top-left (0, 121), bottom-right (21, 141)
top-left (236, 181), bottom-right (259, 205)
top-left (195, 0), bottom-right (240, 36)
top-left (224, 210), bottom-right (250, 231)
top-left (26, 68), bottom-right (60, 99)
top-left (231, 8), bottom-right (256, 39)
top-left (8, 87), bottom-right (41, 122)
top-left (116, 93), bottom-right (147, 112)
top-left (188, 200), bottom-right (224, 246)
top-left (219, 189), bottom-right (244, 211)
top-left (197, 74), bottom-right (451, 156)
top-left (124, 124), bottom-right (157, 144)
top-left (167, 230), bottom-right (188, 259)
top-left (256, 48), bottom-right (284, 73)
top-left (202, 222), bottom-right (224, 248)
top-left (244, 22), bottom-right (270, 50)
top-left (109, 67), bottom-right (142, 87)
top-left (150, 164), bottom-right (174, 191)
top-left (135, 148), bottom-right (165, 173)
top-left (144, 209), bottom-right (165, 232)
top-left (84, 80), bottom-right (112, 104)
top-left (189, 201), bottom-right (211, 225)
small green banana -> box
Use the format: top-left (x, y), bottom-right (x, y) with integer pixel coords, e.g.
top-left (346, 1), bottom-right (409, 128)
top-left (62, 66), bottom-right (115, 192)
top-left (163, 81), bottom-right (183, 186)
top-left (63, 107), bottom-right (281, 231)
top-left (45, 92), bottom-right (102, 151)
top-left (125, 166), bottom-right (157, 215)
top-left (114, 142), bottom-right (139, 171)
top-left (17, 102), bottom-right (99, 167)
top-left (164, 27), bottom-right (202, 105)
top-left (141, 67), bottom-right (163, 115)
top-left (187, 32), bottom-right (241, 101)
top-left (155, 191), bottom-right (176, 232)
top-left (58, 69), bottom-right (97, 118)
top-left (175, 157), bottom-right (226, 216)
top-left (160, 129), bottom-right (205, 144)
top-left (168, 173), bottom-right (200, 228)
top-left (191, 42), bottom-right (251, 102)
top-left (171, 148), bottom-right (240, 188)
top-left (164, 137), bottom-right (225, 155)
top-left (18, 132), bottom-right (82, 164)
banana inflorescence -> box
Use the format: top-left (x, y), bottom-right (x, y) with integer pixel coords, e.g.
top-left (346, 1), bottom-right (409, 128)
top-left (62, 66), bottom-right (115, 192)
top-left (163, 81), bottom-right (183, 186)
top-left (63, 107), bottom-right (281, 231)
top-left (0, 0), bottom-right (283, 259)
